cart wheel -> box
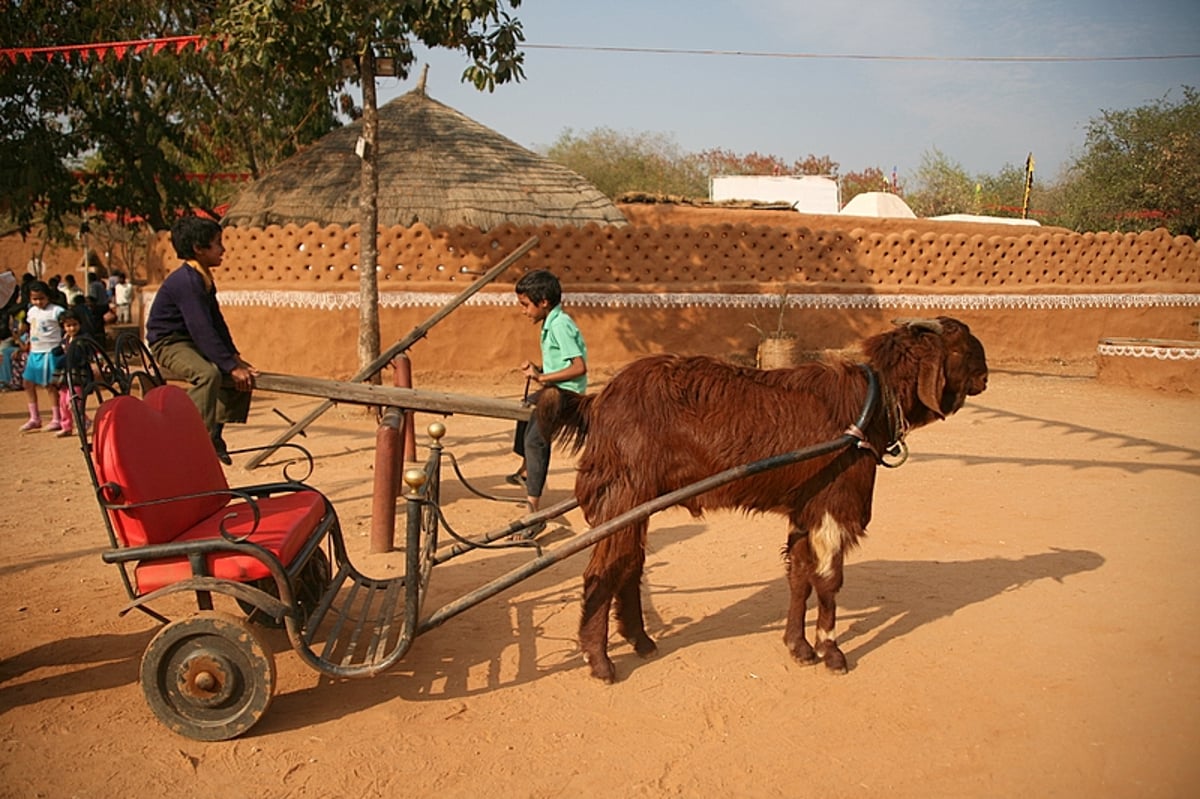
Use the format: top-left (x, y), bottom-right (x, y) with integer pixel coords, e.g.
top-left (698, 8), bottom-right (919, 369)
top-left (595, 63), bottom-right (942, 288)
top-left (236, 578), bottom-right (286, 629)
top-left (296, 549), bottom-right (332, 620)
top-left (140, 612), bottom-right (276, 741)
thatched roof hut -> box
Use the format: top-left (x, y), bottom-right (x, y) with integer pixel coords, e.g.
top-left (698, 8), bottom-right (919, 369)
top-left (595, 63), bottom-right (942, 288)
top-left (222, 72), bottom-right (626, 230)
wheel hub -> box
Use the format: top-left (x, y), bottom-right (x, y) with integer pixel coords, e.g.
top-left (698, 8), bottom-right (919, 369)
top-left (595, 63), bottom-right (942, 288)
top-left (177, 652), bottom-right (238, 707)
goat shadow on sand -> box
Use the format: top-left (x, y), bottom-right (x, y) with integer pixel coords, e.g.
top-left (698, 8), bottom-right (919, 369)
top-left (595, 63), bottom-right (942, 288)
top-left (635, 541), bottom-right (1105, 671)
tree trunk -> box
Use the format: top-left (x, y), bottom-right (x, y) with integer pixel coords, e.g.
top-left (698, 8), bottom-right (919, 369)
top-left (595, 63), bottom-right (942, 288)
top-left (357, 48), bottom-right (382, 377)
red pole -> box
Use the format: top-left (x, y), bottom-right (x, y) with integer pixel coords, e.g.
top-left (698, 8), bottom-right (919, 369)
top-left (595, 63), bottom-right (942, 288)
top-left (393, 354), bottom-right (417, 463)
top-left (370, 408), bottom-right (403, 553)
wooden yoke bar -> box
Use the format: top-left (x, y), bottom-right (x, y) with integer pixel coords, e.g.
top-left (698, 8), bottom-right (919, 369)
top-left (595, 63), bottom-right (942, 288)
top-left (244, 235), bottom-right (539, 468)
top-left (254, 373), bottom-right (532, 422)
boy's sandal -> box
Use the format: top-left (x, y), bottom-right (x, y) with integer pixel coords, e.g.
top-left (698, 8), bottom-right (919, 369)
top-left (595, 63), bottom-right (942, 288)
top-left (505, 471), bottom-right (527, 486)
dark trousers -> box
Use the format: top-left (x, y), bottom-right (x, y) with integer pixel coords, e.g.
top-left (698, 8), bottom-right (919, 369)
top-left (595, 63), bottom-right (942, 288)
top-left (512, 389), bottom-right (550, 498)
top-left (150, 336), bottom-right (251, 443)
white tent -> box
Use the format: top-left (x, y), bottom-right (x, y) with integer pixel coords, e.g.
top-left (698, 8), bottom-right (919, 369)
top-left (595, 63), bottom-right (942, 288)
top-left (840, 191), bottom-right (917, 219)
top-left (710, 175), bottom-right (840, 214)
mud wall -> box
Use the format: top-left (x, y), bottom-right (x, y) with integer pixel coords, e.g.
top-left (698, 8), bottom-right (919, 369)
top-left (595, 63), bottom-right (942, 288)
top-left (140, 206), bottom-right (1199, 381)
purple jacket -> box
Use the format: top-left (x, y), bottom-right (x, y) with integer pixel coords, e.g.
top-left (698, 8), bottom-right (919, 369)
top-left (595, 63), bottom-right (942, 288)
top-left (145, 263), bottom-right (240, 373)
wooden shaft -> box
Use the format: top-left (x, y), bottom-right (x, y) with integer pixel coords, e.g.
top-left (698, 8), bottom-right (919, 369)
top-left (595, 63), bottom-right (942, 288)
top-left (244, 235), bottom-right (538, 468)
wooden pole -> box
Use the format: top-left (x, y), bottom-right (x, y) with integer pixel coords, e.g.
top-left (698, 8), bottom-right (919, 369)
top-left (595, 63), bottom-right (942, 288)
top-left (1021, 152), bottom-right (1035, 220)
top-left (252, 373), bottom-right (532, 422)
top-left (244, 235), bottom-right (538, 468)
top-left (357, 46), bottom-right (382, 374)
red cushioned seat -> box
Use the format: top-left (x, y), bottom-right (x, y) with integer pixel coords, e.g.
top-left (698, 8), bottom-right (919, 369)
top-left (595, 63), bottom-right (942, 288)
top-left (92, 385), bottom-right (229, 548)
top-left (133, 489), bottom-right (327, 593)
top-left (91, 384), bottom-right (327, 595)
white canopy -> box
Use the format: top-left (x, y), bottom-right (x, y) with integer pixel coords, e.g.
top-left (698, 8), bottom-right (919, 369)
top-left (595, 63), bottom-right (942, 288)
top-left (840, 191), bottom-right (917, 219)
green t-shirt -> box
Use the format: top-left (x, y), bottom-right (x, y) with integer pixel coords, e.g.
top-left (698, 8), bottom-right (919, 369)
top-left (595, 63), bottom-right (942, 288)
top-left (540, 304), bottom-right (587, 394)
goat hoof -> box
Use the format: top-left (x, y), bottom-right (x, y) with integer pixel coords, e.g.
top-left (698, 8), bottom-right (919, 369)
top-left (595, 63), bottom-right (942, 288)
top-left (584, 653), bottom-right (617, 683)
top-left (820, 646), bottom-right (848, 674)
top-left (787, 639), bottom-right (819, 666)
top-left (631, 634), bottom-right (658, 659)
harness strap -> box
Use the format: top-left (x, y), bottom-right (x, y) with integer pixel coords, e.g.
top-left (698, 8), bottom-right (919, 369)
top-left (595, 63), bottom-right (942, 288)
top-left (842, 366), bottom-right (910, 468)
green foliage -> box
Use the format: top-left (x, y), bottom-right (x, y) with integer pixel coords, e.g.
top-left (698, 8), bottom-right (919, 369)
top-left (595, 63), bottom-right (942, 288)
top-left (1, 0), bottom-right (524, 237)
top-left (543, 130), bottom-right (857, 201)
top-left (840, 167), bottom-right (891, 205)
top-left (904, 148), bottom-right (975, 217)
top-left (1, 0), bottom-right (341, 235)
top-left (1, 1), bottom-right (92, 238)
top-left (214, 0), bottom-right (525, 93)
top-left (697, 149), bottom-right (839, 178)
top-left (1047, 86), bottom-right (1199, 236)
top-left (543, 128), bottom-right (708, 198)
top-left (975, 162), bottom-right (1032, 218)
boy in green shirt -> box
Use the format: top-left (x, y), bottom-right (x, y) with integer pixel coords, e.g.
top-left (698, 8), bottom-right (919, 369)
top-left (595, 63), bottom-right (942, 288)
top-left (512, 270), bottom-right (588, 533)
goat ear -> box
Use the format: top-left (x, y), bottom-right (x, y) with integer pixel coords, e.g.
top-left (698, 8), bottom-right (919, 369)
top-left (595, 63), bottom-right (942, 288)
top-left (915, 340), bottom-right (947, 420)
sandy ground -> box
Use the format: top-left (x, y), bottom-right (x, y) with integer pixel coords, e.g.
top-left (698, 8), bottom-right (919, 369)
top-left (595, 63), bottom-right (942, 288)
top-left (0, 364), bottom-right (1198, 798)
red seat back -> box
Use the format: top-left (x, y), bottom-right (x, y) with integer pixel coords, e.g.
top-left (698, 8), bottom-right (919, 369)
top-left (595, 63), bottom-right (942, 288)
top-left (92, 385), bottom-right (230, 547)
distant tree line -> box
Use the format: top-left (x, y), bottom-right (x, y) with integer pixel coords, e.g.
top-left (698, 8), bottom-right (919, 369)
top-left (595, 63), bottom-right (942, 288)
top-left (542, 86), bottom-right (1199, 237)
top-left (2, 0), bottom-right (1194, 243)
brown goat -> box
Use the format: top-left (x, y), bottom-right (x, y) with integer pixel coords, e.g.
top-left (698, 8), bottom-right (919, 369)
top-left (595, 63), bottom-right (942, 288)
top-left (538, 317), bottom-right (988, 682)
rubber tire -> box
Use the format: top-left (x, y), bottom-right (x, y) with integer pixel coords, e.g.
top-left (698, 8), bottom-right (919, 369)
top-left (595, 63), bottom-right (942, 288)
top-left (236, 549), bottom-right (332, 628)
top-left (295, 548), bottom-right (332, 623)
top-left (140, 611), bottom-right (276, 741)
top-left (236, 578), bottom-right (286, 629)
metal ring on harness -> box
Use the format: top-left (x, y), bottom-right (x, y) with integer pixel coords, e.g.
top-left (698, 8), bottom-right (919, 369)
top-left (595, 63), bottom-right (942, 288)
top-left (844, 366), bottom-right (909, 468)
top-left (880, 439), bottom-right (909, 468)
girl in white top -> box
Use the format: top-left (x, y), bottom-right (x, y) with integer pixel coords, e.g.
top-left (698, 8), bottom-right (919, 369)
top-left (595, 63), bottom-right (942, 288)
top-left (20, 281), bottom-right (65, 432)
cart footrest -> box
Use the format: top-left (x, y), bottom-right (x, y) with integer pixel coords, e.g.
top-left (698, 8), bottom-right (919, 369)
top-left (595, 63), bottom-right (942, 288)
top-left (304, 563), bottom-right (413, 674)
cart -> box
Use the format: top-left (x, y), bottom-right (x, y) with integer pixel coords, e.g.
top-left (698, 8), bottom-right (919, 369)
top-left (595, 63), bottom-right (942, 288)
top-left (66, 333), bottom-right (880, 741)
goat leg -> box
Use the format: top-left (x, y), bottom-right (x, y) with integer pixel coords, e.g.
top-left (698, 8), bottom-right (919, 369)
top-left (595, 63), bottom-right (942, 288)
top-left (614, 566), bottom-right (657, 659)
top-left (812, 549), bottom-right (848, 674)
top-left (580, 569), bottom-right (618, 683)
top-left (783, 528), bottom-right (819, 665)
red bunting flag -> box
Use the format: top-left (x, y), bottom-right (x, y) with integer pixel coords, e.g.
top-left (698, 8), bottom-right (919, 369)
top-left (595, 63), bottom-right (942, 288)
top-left (0, 36), bottom-right (206, 66)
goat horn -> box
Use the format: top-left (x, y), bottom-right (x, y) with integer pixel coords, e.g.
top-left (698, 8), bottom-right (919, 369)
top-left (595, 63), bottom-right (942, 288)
top-left (892, 317), bottom-right (944, 334)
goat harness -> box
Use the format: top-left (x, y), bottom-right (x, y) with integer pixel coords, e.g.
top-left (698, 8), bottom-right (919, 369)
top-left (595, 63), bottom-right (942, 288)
top-left (844, 365), bottom-right (910, 468)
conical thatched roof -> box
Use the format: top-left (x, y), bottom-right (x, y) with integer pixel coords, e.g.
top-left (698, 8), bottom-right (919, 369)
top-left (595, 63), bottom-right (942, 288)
top-left (222, 75), bottom-right (626, 230)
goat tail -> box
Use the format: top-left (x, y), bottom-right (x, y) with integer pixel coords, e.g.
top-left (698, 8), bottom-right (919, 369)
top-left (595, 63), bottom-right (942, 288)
top-left (535, 386), bottom-right (592, 454)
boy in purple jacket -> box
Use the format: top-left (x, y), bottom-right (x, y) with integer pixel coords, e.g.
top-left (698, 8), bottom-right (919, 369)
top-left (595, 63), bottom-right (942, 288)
top-left (145, 215), bottom-right (257, 464)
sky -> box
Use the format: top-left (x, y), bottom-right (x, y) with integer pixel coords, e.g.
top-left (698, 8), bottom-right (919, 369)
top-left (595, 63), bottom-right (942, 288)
top-left (368, 0), bottom-right (1200, 185)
